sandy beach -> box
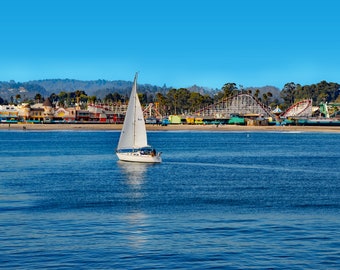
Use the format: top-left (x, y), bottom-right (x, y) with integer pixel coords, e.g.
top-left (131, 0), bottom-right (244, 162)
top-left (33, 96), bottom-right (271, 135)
top-left (1, 122), bottom-right (340, 133)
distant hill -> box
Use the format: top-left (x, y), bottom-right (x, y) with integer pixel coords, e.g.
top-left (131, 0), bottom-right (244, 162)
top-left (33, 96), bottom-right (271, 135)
top-left (0, 78), bottom-right (281, 103)
top-left (30, 79), bottom-right (136, 96)
top-left (0, 79), bottom-right (167, 101)
top-left (30, 79), bottom-right (222, 98)
top-left (0, 81), bottom-right (49, 102)
top-left (0, 79), bottom-right (221, 101)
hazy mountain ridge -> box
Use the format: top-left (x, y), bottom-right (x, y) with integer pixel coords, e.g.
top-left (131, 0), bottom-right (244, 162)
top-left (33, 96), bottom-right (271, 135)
top-left (0, 79), bottom-right (220, 100)
top-left (30, 79), bottom-right (136, 96)
top-left (0, 81), bottom-right (49, 101)
top-left (0, 78), bottom-right (280, 101)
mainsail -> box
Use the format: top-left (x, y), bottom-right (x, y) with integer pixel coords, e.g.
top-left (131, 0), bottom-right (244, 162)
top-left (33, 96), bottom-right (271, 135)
top-left (117, 73), bottom-right (148, 150)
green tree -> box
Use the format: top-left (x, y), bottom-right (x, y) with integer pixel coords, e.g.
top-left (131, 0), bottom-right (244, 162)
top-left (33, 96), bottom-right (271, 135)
top-left (34, 93), bottom-right (42, 103)
top-left (166, 88), bottom-right (179, 114)
top-left (265, 92), bottom-right (273, 107)
top-left (254, 89), bottom-right (260, 99)
top-left (104, 92), bottom-right (123, 103)
top-left (15, 94), bottom-right (21, 104)
top-left (49, 93), bottom-right (58, 104)
top-left (138, 93), bottom-right (148, 105)
top-left (188, 92), bottom-right (204, 113)
top-left (222, 83), bottom-right (238, 98)
top-left (58, 91), bottom-right (68, 106)
top-left (202, 94), bottom-right (213, 107)
top-left (262, 93), bottom-right (268, 106)
top-left (176, 88), bottom-right (191, 114)
top-left (88, 96), bottom-right (97, 104)
top-left (281, 82), bottom-right (299, 109)
top-left (155, 92), bottom-right (167, 115)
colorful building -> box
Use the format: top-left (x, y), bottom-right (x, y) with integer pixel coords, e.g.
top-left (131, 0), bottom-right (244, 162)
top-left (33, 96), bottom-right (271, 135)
top-left (0, 105), bottom-right (19, 122)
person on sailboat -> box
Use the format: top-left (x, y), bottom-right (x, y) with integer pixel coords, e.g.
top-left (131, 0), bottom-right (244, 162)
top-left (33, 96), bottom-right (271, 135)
top-left (116, 73), bottom-right (162, 163)
top-left (151, 149), bottom-right (156, 157)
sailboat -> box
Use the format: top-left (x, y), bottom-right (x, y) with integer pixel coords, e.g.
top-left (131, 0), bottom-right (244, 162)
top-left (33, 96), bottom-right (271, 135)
top-left (116, 73), bottom-right (162, 163)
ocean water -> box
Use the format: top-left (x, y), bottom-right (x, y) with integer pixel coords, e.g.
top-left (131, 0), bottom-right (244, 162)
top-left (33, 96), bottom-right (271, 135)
top-left (0, 129), bottom-right (340, 269)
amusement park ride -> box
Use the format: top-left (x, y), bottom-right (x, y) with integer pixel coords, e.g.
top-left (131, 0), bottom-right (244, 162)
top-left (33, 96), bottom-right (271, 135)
top-left (1, 92), bottom-right (339, 125)
top-left (143, 93), bottom-right (340, 126)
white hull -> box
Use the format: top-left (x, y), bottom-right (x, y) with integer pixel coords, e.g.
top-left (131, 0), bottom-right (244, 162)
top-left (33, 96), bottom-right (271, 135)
top-left (116, 73), bottom-right (162, 163)
top-left (117, 152), bottom-right (162, 163)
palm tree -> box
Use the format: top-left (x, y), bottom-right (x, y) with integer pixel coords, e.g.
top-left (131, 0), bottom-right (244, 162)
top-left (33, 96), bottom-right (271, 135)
top-left (254, 89), bottom-right (260, 99)
top-left (34, 93), bottom-right (42, 103)
top-left (15, 94), bottom-right (21, 104)
top-left (262, 93), bottom-right (268, 106)
top-left (88, 96), bottom-right (97, 104)
top-left (266, 92), bottom-right (273, 107)
top-left (222, 83), bottom-right (238, 98)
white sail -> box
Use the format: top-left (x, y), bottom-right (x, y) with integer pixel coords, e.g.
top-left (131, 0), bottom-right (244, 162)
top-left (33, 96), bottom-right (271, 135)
top-left (116, 73), bottom-right (162, 163)
top-left (117, 73), bottom-right (148, 150)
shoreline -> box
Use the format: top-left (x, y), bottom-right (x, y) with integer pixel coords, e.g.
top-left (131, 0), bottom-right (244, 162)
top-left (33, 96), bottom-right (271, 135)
top-left (1, 123), bottom-right (340, 133)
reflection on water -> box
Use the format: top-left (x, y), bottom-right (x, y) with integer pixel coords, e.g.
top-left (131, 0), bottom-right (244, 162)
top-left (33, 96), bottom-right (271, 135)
top-left (117, 162), bottom-right (151, 249)
top-left (124, 211), bottom-right (149, 249)
top-left (118, 161), bottom-right (148, 186)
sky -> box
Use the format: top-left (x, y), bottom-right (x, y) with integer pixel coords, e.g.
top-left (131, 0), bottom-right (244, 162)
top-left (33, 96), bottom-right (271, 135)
top-left (1, 0), bottom-right (340, 89)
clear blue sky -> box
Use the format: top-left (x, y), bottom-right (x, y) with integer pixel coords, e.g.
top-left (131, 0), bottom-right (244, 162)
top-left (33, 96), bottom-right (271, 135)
top-left (1, 0), bottom-right (339, 89)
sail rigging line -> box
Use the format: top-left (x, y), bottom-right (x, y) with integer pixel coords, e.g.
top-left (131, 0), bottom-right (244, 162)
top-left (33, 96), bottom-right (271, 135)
top-left (116, 73), bottom-right (161, 163)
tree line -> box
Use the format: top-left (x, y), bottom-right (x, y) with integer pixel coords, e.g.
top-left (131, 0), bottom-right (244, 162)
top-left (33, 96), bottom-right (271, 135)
top-left (1, 80), bottom-right (339, 115)
top-left (281, 81), bottom-right (340, 108)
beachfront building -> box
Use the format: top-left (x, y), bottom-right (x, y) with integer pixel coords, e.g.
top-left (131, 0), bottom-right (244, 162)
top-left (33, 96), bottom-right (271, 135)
top-left (54, 107), bottom-right (76, 122)
top-left (2, 101), bottom-right (125, 124)
top-left (0, 105), bottom-right (19, 122)
top-left (28, 103), bottom-right (45, 122)
top-left (88, 105), bottom-right (107, 122)
top-left (17, 103), bottom-right (30, 121)
top-left (87, 104), bottom-right (124, 123)
top-left (168, 115), bottom-right (182, 124)
top-left (76, 110), bottom-right (90, 121)
top-left (17, 102), bottom-right (51, 123)
top-left (43, 98), bottom-right (54, 121)
top-left (17, 100), bottom-right (81, 123)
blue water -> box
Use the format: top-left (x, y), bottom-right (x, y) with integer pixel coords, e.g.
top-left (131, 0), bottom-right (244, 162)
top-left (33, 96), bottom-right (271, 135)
top-left (1, 130), bottom-right (340, 269)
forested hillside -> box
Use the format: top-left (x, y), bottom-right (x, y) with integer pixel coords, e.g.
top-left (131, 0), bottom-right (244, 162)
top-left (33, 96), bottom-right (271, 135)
top-left (30, 79), bottom-right (170, 97)
top-left (281, 81), bottom-right (340, 109)
top-left (0, 79), bottom-right (339, 113)
top-left (0, 79), bottom-right (218, 103)
top-left (0, 81), bottom-right (48, 103)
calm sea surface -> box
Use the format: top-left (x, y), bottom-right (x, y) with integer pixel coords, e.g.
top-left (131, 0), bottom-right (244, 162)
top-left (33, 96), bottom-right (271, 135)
top-left (1, 129), bottom-right (340, 269)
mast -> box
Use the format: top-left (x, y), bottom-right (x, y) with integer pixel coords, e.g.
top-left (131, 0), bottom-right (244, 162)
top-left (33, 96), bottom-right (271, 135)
top-left (117, 73), bottom-right (147, 150)
top-left (133, 73), bottom-right (138, 147)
